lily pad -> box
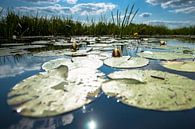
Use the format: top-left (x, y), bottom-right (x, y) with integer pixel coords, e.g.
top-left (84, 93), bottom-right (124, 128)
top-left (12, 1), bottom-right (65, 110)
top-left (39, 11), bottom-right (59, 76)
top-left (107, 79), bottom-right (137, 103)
top-left (33, 49), bottom-right (69, 57)
top-left (137, 51), bottom-right (193, 60)
top-left (7, 65), bottom-right (103, 117)
top-left (161, 61), bottom-right (195, 72)
top-left (0, 48), bottom-right (29, 56)
top-left (102, 70), bottom-right (195, 111)
top-left (42, 57), bottom-right (103, 71)
top-left (64, 48), bottom-right (92, 57)
top-left (104, 56), bottom-right (149, 69)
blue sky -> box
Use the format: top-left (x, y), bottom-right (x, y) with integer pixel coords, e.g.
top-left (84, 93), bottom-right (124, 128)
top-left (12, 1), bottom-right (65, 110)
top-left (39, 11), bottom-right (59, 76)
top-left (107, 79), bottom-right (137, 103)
top-left (0, 0), bottom-right (195, 28)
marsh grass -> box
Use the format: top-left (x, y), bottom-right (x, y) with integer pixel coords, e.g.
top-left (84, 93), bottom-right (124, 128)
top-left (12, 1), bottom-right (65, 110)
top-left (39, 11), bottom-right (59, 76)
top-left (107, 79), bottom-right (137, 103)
top-left (0, 6), bottom-right (195, 40)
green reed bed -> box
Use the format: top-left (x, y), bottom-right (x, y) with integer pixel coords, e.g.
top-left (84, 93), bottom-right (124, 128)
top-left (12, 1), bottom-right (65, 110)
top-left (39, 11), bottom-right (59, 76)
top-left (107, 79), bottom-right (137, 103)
top-left (0, 7), bottom-right (195, 40)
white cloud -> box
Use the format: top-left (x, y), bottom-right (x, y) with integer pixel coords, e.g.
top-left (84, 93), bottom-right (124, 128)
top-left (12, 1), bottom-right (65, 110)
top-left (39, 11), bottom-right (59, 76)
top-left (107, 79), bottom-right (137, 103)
top-left (67, 0), bottom-right (77, 4)
top-left (146, 0), bottom-right (195, 14)
top-left (71, 3), bottom-right (116, 15)
top-left (145, 20), bottom-right (194, 28)
top-left (174, 6), bottom-right (195, 14)
top-left (15, 2), bottom-right (116, 16)
top-left (139, 12), bottom-right (152, 18)
top-left (15, 4), bottom-right (71, 15)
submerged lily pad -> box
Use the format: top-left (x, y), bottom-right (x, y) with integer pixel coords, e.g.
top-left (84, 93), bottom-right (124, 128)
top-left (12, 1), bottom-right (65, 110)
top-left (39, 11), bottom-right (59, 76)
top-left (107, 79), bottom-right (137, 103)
top-left (137, 51), bottom-right (193, 60)
top-left (102, 70), bottom-right (195, 111)
top-left (161, 61), bottom-right (195, 72)
top-left (104, 56), bottom-right (149, 69)
top-left (7, 65), bottom-right (103, 117)
top-left (42, 57), bottom-right (103, 71)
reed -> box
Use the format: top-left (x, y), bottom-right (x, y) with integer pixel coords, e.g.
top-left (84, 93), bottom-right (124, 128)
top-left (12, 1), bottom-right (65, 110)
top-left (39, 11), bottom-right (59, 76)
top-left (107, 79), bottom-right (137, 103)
top-left (0, 7), bottom-right (194, 40)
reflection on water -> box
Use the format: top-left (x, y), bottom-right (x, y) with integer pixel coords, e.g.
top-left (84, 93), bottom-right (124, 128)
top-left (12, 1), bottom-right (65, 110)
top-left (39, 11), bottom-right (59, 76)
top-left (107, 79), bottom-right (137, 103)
top-left (0, 55), bottom-right (57, 78)
top-left (8, 114), bottom-right (74, 129)
top-left (0, 38), bottom-right (195, 129)
top-left (87, 120), bottom-right (97, 129)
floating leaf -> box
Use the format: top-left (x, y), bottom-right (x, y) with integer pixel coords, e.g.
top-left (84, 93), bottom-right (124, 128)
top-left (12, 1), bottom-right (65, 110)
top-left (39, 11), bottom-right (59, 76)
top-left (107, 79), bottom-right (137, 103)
top-left (64, 48), bottom-right (93, 57)
top-left (102, 70), bottom-right (195, 111)
top-left (42, 57), bottom-right (103, 71)
top-left (7, 66), bottom-right (103, 117)
top-left (161, 61), bottom-right (195, 72)
top-left (137, 51), bottom-right (193, 60)
top-left (104, 56), bottom-right (149, 69)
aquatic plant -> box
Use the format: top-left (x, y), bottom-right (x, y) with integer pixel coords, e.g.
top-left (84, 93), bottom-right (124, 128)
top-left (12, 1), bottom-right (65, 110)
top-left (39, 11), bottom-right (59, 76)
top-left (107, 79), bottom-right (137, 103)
top-left (111, 4), bottom-right (139, 38)
top-left (104, 56), bottom-right (149, 68)
top-left (137, 51), bottom-right (193, 60)
top-left (42, 57), bottom-right (103, 71)
top-left (7, 65), bottom-right (104, 117)
top-left (0, 8), bottom-right (195, 39)
top-left (102, 70), bottom-right (195, 111)
top-left (161, 61), bottom-right (195, 72)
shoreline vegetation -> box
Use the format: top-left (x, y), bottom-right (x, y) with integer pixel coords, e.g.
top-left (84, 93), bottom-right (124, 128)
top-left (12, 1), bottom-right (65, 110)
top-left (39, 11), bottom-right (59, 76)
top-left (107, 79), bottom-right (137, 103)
top-left (0, 7), bottom-right (195, 43)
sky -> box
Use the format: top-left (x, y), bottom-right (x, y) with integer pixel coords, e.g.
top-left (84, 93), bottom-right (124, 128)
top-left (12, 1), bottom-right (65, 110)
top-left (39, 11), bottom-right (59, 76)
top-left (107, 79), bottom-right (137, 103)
top-left (0, 0), bottom-right (195, 28)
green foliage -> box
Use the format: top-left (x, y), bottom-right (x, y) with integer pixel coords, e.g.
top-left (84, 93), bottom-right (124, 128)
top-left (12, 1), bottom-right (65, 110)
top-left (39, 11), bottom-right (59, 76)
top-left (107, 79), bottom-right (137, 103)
top-left (0, 10), bottom-right (195, 38)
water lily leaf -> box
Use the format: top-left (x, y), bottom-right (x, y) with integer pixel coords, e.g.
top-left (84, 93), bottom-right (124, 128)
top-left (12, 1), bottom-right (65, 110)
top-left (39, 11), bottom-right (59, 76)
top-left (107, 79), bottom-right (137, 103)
top-left (137, 51), bottom-right (193, 60)
top-left (161, 61), bottom-right (195, 72)
top-left (88, 44), bottom-right (113, 47)
top-left (102, 70), bottom-right (195, 111)
top-left (104, 56), bottom-right (149, 69)
top-left (7, 66), bottom-right (103, 117)
top-left (64, 48), bottom-right (92, 57)
top-left (42, 57), bottom-right (103, 71)
top-left (33, 49), bottom-right (69, 57)
top-left (88, 51), bottom-right (112, 60)
top-left (0, 48), bottom-right (29, 56)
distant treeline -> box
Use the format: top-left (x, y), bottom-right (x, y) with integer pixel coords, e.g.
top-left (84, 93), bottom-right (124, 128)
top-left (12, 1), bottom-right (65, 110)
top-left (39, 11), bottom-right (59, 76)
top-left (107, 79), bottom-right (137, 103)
top-left (0, 11), bottom-right (195, 39)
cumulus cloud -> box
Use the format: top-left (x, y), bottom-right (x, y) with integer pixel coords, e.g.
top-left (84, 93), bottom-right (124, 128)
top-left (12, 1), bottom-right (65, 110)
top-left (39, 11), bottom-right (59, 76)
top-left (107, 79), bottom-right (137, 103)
top-left (71, 3), bottom-right (116, 15)
top-left (67, 0), bottom-right (77, 4)
top-left (146, 0), bottom-right (195, 14)
top-left (15, 2), bottom-right (116, 16)
top-left (15, 4), bottom-right (71, 15)
top-left (139, 12), bottom-right (152, 18)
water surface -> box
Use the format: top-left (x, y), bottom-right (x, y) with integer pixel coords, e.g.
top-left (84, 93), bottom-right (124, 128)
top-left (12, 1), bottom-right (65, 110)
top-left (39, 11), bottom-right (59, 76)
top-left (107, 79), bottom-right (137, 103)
top-left (0, 39), bottom-right (195, 129)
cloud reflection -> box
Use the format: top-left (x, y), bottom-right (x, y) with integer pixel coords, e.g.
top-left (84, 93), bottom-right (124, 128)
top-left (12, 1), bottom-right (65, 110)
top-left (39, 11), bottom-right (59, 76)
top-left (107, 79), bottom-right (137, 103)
top-left (8, 113), bottom-right (74, 129)
top-left (0, 55), bottom-right (56, 78)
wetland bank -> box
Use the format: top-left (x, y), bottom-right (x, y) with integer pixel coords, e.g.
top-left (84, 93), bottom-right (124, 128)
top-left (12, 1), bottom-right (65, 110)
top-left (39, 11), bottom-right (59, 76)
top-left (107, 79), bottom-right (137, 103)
top-left (1, 1), bottom-right (195, 129)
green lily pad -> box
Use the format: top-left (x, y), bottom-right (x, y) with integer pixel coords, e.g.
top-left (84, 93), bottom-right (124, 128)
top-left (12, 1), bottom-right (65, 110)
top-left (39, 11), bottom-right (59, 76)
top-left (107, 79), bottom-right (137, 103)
top-left (42, 57), bottom-right (103, 71)
top-left (104, 56), bottom-right (149, 69)
top-left (102, 70), bottom-right (195, 111)
top-left (161, 61), bottom-right (195, 72)
top-left (137, 51), bottom-right (193, 60)
top-left (7, 65), bottom-right (103, 117)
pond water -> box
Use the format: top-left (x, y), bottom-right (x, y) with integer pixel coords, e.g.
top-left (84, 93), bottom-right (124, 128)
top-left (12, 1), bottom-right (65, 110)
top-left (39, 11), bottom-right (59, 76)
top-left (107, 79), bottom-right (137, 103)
top-left (0, 39), bottom-right (195, 129)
